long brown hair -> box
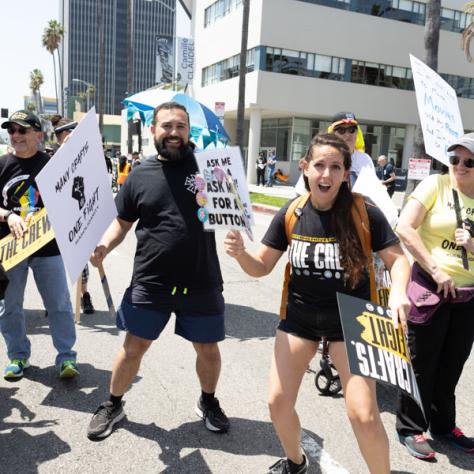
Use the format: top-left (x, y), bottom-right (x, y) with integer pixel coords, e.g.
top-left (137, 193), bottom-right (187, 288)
top-left (303, 133), bottom-right (366, 287)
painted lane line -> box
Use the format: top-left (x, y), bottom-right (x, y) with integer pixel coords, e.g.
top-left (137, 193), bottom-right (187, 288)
top-left (301, 431), bottom-right (349, 473)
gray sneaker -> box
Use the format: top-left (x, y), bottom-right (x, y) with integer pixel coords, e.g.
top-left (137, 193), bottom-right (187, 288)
top-left (87, 401), bottom-right (125, 440)
top-left (267, 454), bottom-right (309, 474)
top-left (398, 433), bottom-right (436, 459)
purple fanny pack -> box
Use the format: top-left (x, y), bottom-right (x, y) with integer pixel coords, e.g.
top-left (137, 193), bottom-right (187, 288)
top-left (407, 263), bottom-right (474, 325)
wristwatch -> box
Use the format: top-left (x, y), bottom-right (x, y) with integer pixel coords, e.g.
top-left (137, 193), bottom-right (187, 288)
top-left (3, 210), bottom-right (13, 222)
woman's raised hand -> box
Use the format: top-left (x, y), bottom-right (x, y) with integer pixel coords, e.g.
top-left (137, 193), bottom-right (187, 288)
top-left (224, 230), bottom-right (245, 258)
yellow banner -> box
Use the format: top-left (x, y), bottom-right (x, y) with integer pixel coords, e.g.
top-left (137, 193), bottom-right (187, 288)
top-left (356, 311), bottom-right (409, 363)
top-left (0, 208), bottom-right (55, 271)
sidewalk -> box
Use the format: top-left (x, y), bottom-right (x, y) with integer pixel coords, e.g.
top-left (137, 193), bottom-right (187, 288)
top-left (249, 183), bottom-right (405, 215)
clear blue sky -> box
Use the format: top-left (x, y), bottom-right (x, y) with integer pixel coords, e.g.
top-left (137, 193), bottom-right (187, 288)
top-left (0, 0), bottom-right (190, 116)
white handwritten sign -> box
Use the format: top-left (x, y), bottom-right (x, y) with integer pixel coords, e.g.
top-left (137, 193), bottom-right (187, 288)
top-left (410, 54), bottom-right (464, 166)
top-left (194, 147), bottom-right (254, 237)
top-left (35, 108), bottom-right (117, 284)
top-left (407, 158), bottom-right (431, 181)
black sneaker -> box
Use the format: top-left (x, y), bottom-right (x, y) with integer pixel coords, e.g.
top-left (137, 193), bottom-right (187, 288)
top-left (195, 396), bottom-right (229, 433)
top-left (267, 454), bottom-right (309, 474)
top-left (431, 427), bottom-right (474, 453)
top-left (81, 292), bottom-right (95, 314)
top-left (398, 433), bottom-right (436, 459)
top-left (87, 401), bottom-right (125, 440)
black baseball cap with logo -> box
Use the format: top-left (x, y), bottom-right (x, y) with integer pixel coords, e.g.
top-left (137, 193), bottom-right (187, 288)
top-left (1, 109), bottom-right (42, 131)
top-left (54, 119), bottom-right (78, 135)
top-left (331, 111), bottom-right (358, 127)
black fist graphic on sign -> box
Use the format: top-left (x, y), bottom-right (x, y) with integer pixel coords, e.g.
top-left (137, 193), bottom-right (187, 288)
top-left (72, 176), bottom-right (86, 210)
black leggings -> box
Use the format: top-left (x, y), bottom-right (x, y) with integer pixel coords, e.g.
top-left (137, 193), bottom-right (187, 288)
top-left (396, 299), bottom-right (474, 435)
top-left (256, 168), bottom-right (265, 185)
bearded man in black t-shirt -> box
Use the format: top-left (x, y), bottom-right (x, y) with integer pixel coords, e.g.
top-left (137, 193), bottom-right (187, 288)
top-left (87, 102), bottom-right (230, 440)
top-left (0, 110), bottom-right (77, 380)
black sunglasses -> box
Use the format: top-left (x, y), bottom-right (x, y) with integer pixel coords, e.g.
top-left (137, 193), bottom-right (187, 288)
top-left (7, 126), bottom-right (28, 135)
top-left (449, 155), bottom-right (474, 168)
top-left (334, 125), bottom-right (357, 135)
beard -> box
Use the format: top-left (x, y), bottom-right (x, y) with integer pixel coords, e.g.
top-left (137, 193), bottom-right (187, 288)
top-left (154, 137), bottom-right (194, 161)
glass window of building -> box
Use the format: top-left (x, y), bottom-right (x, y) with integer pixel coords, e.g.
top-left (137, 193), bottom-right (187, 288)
top-left (291, 118), bottom-right (312, 162)
top-left (261, 118), bottom-right (291, 161)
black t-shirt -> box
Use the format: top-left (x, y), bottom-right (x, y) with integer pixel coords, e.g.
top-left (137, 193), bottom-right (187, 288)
top-left (0, 152), bottom-right (60, 257)
top-left (116, 155), bottom-right (223, 296)
top-left (262, 197), bottom-right (398, 314)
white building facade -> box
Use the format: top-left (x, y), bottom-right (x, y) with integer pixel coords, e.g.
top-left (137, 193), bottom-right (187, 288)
top-left (190, 0), bottom-right (474, 184)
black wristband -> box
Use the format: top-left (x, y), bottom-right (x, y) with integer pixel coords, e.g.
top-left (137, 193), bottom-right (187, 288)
top-left (4, 211), bottom-right (13, 222)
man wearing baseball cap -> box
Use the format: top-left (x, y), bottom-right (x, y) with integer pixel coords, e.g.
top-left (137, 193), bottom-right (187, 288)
top-left (0, 110), bottom-right (78, 380)
top-left (328, 112), bottom-right (375, 185)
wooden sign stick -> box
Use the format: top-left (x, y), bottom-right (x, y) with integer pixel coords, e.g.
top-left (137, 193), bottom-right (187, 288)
top-left (98, 262), bottom-right (116, 317)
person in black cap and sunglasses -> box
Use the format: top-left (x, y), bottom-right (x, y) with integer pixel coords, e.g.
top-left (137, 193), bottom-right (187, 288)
top-left (0, 110), bottom-right (78, 380)
top-left (294, 112), bottom-right (376, 196)
top-left (52, 116), bottom-right (95, 315)
top-left (395, 132), bottom-right (474, 459)
top-left (328, 112), bottom-right (376, 186)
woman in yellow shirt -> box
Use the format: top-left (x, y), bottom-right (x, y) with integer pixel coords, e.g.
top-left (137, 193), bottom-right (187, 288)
top-left (396, 133), bottom-right (474, 459)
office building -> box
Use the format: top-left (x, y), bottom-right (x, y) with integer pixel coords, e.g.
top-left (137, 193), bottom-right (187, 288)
top-left (60, 0), bottom-right (176, 117)
top-left (190, 0), bottom-right (474, 183)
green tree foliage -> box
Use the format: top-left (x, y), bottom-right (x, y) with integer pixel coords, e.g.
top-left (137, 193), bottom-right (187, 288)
top-left (29, 69), bottom-right (44, 114)
top-left (462, 2), bottom-right (474, 61)
top-left (42, 19), bottom-right (65, 114)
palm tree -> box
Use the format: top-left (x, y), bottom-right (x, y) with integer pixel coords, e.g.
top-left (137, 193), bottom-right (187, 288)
top-left (412, 0), bottom-right (440, 155)
top-left (87, 84), bottom-right (96, 106)
top-left (42, 20), bottom-right (65, 115)
top-left (462, 1), bottom-right (474, 61)
top-left (405, 0), bottom-right (441, 202)
top-left (236, 0), bottom-right (250, 156)
top-left (29, 69), bottom-right (44, 114)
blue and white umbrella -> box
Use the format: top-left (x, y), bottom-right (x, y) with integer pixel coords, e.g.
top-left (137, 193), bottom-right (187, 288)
top-left (123, 89), bottom-right (230, 150)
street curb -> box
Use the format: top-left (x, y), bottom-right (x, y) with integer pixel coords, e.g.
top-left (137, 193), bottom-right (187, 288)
top-left (252, 203), bottom-right (279, 216)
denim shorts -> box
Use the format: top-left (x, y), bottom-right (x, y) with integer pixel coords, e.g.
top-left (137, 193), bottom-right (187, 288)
top-left (278, 301), bottom-right (344, 342)
top-left (116, 288), bottom-right (225, 343)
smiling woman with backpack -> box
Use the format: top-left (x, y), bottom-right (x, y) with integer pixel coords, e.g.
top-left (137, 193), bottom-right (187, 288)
top-left (224, 133), bottom-right (411, 474)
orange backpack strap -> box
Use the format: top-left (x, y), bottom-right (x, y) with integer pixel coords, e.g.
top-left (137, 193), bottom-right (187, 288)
top-left (279, 193), bottom-right (311, 320)
top-left (350, 193), bottom-right (378, 303)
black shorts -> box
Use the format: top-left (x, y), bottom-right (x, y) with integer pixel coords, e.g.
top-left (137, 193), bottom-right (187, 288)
top-left (278, 300), bottom-right (344, 342)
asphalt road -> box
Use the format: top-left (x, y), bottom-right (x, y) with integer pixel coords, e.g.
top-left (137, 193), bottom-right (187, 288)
top-left (1, 211), bottom-right (473, 473)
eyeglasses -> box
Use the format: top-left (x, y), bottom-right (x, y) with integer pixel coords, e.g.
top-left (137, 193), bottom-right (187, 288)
top-left (449, 155), bottom-right (474, 168)
top-left (334, 125), bottom-right (357, 135)
top-left (7, 126), bottom-right (28, 135)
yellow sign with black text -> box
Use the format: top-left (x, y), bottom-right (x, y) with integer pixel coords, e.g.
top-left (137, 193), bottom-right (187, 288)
top-left (0, 209), bottom-right (54, 271)
top-left (337, 292), bottom-right (425, 419)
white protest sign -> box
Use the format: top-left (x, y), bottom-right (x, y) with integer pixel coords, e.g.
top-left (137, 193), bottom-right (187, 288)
top-left (352, 166), bottom-right (398, 229)
top-left (407, 158), bottom-right (431, 181)
top-left (35, 108), bottom-right (117, 284)
top-left (410, 54), bottom-right (464, 166)
top-left (194, 147), bottom-right (254, 237)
